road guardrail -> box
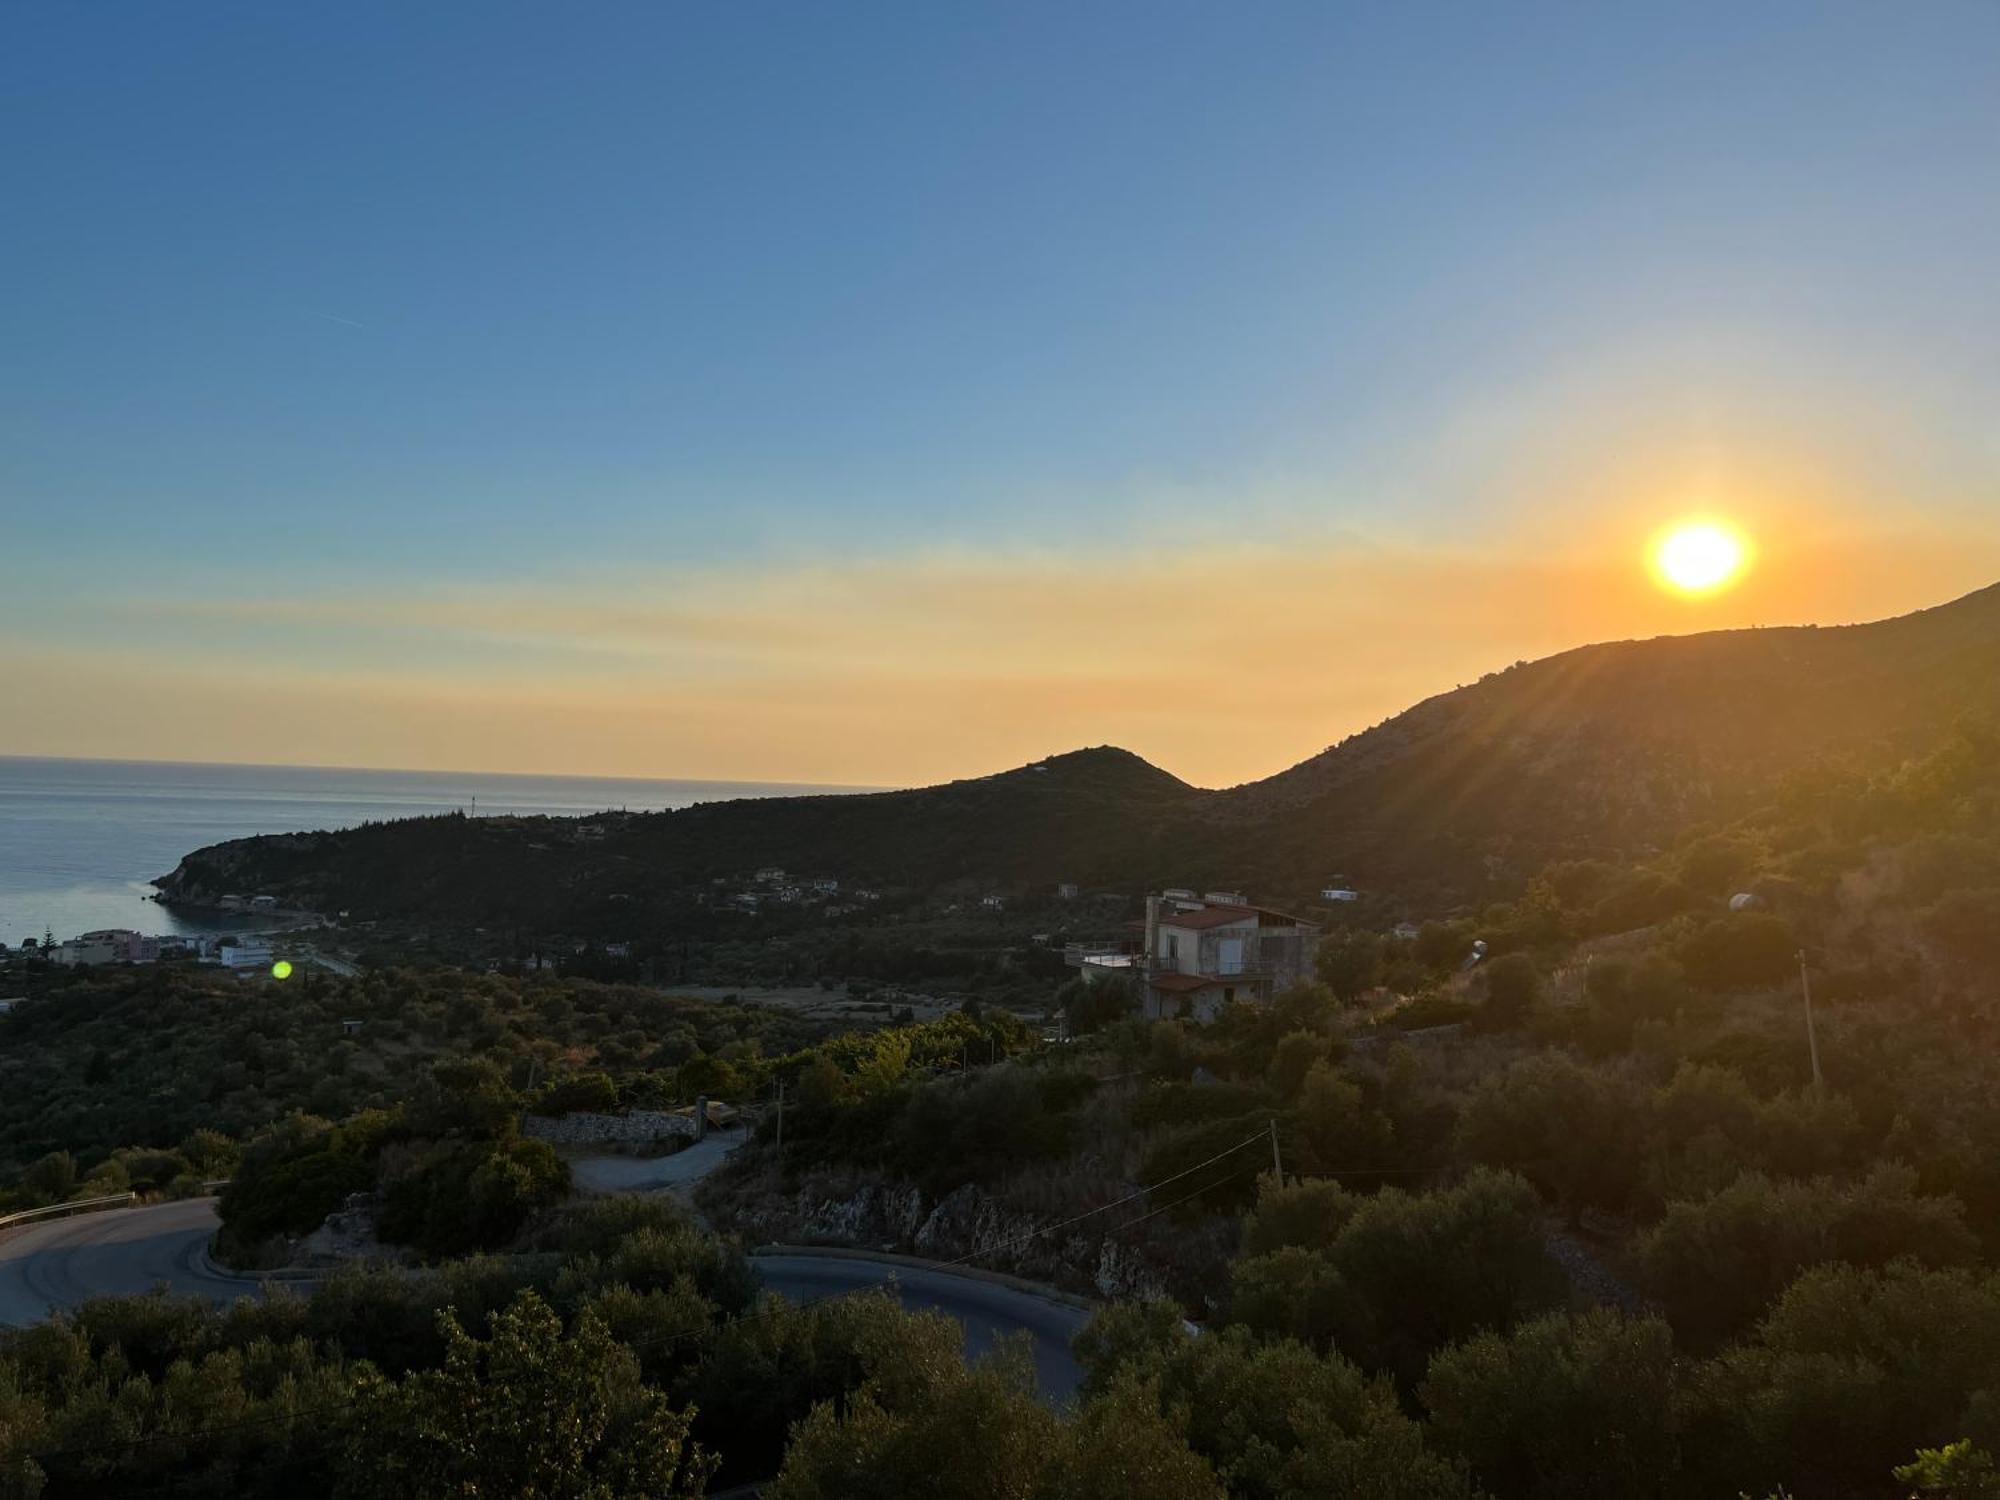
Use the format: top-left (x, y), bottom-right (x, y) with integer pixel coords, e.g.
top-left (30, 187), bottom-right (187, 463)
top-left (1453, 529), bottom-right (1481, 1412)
top-left (0, 1192), bottom-right (138, 1231)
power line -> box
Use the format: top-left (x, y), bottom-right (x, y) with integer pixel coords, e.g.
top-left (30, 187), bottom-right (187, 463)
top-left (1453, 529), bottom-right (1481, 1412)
top-left (927, 1126), bottom-right (1270, 1273)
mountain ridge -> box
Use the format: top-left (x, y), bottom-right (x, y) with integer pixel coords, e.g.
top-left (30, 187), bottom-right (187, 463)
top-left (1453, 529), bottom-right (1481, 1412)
top-left (157, 582), bottom-right (2000, 922)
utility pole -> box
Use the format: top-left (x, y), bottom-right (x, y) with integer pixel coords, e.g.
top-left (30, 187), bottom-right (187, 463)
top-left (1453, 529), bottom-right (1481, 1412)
top-left (1268, 1118), bottom-right (1284, 1183)
top-left (1799, 949), bottom-right (1824, 1095)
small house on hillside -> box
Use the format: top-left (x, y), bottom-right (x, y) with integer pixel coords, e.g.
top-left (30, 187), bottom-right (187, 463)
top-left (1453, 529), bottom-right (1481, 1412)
top-left (1141, 894), bottom-right (1321, 1023)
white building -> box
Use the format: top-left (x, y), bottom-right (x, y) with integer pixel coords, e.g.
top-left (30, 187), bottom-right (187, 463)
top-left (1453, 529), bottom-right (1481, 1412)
top-left (1321, 888), bottom-right (1360, 903)
top-left (1076, 952), bottom-right (1137, 982)
top-left (220, 939), bottom-right (275, 971)
top-left (52, 930), bottom-right (159, 966)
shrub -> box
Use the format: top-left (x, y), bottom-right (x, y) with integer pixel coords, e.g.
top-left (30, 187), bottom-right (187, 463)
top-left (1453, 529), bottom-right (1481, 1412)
top-left (1585, 870), bottom-right (1695, 935)
top-left (377, 1136), bottom-right (569, 1259)
top-left (342, 1291), bottom-right (714, 1499)
top-left (219, 1112), bottom-right (389, 1253)
top-left (1678, 913), bottom-right (1798, 992)
top-left (1241, 1176), bottom-right (1360, 1256)
top-left (1477, 954), bottom-right (1542, 1030)
top-left (1317, 932), bottom-right (1383, 1003)
top-left (1387, 994), bottom-right (1476, 1030)
top-left (1455, 1053), bottom-right (1642, 1215)
top-left (1679, 1262), bottom-right (2000, 1499)
top-left (1926, 889), bottom-right (2000, 969)
top-left (1229, 1169), bottom-right (1564, 1385)
top-left (1423, 1308), bottom-right (1678, 1500)
top-left (1294, 1062), bottom-right (1395, 1176)
top-left (1267, 1031), bottom-right (1331, 1099)
top-left (531, 1071), bottom-right (620, 1116)
top-left (1581, 957), bottom-right (1692, 1046)
top-left (1132, 1081), bottom-right (1275, 1131)
top-left (21, 1151), bottom-right (78, 1205)
top-left (1635, 1166), bottom-right (1978, 1350)
top-left (1075, 1314), bottom-right (1472, 1500)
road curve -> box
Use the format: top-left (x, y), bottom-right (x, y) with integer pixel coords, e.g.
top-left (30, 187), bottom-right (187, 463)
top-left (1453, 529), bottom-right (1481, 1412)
top-left (0, 1203), bottom-right (1089, 1404)
top-left (751, 1254), bottom-right (1089, 1404)
top-left (0, 1199), bottom-right (266, 1328)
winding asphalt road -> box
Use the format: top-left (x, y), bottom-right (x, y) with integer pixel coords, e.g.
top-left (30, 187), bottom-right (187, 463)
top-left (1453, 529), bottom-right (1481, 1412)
top-left (750, 1253), bottom-right (1089, 1403)
top-left (0, 1200), bottom-right (270, 1327)
top-left (0, 1201), bottom-right (1088, 1401)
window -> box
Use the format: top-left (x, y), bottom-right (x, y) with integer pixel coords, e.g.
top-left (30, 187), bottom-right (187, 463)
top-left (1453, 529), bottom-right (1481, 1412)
top-left (1218, 936), bottom-right (1245, 974)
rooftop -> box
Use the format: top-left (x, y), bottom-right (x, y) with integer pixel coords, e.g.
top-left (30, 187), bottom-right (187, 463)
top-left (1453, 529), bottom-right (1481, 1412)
top-left (1156, 905), bottom-right (1256, 930)
top-left (1157, 902), bottom-right (1315, 930)
top-left (1150, 972), bottom-right (1231, 993)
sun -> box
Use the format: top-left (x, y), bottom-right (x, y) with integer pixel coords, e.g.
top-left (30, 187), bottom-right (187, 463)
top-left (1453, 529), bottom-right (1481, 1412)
top-left (1649, 520), bottom-right (1752, 597)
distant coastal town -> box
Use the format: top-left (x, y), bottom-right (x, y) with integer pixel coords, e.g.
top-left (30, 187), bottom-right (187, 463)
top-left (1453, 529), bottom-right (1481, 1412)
top-left (1, 888), bottom-right (338, 979)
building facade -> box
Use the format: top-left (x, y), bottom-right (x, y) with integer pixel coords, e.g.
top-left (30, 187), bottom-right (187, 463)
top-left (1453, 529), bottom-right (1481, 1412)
top-left (1140, 893), bottom-right (1321, 1023)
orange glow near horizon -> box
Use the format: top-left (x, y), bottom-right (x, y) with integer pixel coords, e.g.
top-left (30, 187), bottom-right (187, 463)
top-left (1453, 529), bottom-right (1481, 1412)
top-left (1649, 519), bottom-right (1754, 597)
top-left (5, 516), bottom-right (1997, 790)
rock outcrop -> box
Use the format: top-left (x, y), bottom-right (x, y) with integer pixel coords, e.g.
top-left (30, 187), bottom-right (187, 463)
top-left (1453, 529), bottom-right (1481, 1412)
top-left (707, 1168), bottom-right (1230, 1304)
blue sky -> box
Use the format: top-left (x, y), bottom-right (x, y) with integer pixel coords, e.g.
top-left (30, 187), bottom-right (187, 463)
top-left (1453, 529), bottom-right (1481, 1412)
top-left (4, 3), bottom-right (1998, 784)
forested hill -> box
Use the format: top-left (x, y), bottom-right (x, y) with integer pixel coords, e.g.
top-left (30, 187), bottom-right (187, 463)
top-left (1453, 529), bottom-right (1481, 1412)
top-left (158, 582), bottom-right (2000, 923)
top-left (1223, 580), bottom-right (2000, 897)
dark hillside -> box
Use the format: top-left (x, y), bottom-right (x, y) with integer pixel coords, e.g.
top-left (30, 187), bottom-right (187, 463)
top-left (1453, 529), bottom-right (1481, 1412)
top-left (157, 746), bottom-right (1205, 925)
top-left (157, 584), bottom-right (2000, 923)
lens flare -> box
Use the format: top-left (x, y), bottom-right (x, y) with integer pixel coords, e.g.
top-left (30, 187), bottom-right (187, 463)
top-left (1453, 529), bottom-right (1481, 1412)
top-left (271, 959), bottom-right (294, 980)
top-left (1650, 521), bottom-right (1751, 596)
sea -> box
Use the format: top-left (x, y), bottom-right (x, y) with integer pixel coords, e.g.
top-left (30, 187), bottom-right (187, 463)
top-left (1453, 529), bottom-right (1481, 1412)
top-left (0, 756), bottom-right (869, 948)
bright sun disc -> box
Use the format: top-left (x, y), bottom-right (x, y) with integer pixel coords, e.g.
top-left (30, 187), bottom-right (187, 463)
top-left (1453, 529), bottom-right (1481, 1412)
top-left (1651, 521), bottom-right (1750, 596)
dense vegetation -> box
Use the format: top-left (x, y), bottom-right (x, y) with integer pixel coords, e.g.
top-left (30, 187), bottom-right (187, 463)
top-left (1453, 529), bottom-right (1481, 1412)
top-left (0, 969), bottom-right (823, 1206)
top-left (11, 602), bottom-right (2000, 1494)
top-left (5, 1192), bottom-right (1994, 1498)
top-left (683, 719), bottom-right (2000, 1494)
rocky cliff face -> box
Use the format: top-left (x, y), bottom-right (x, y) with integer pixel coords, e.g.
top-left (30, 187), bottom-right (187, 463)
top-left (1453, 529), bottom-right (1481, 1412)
top-left (706, 1167), bottom-right (1234, 1307)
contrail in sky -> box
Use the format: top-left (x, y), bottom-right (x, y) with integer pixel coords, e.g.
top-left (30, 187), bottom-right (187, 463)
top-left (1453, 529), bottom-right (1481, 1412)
top-left (312, 312), bottom-right (368, 329)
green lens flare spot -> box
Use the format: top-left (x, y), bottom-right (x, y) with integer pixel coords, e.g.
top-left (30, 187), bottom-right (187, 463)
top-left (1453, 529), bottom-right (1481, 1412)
top-left (271, 960), bottom-right (294, 980)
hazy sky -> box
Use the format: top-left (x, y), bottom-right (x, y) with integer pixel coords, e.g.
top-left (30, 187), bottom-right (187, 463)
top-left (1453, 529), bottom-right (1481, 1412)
top-left (5, 2), bottom-right (1998, 787)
